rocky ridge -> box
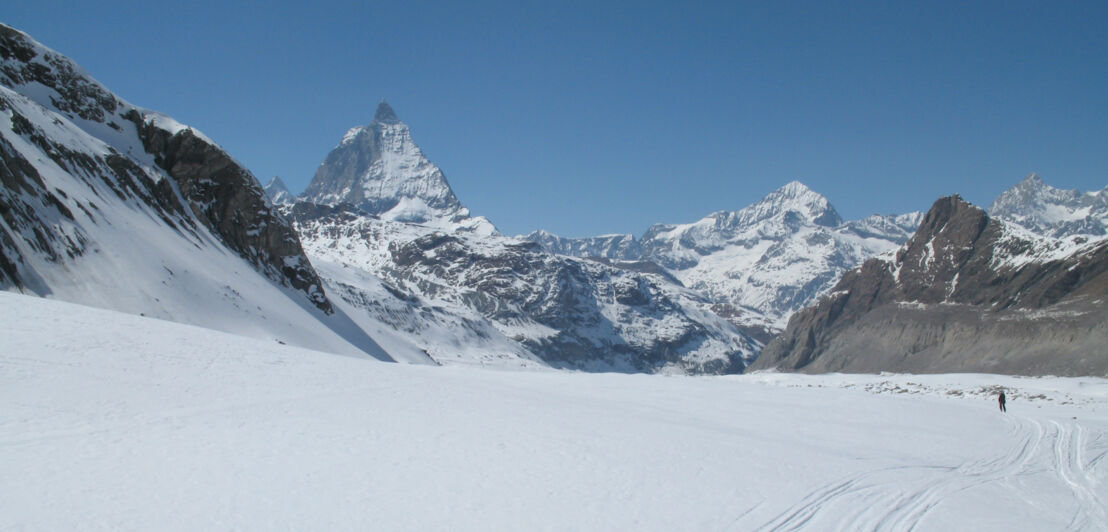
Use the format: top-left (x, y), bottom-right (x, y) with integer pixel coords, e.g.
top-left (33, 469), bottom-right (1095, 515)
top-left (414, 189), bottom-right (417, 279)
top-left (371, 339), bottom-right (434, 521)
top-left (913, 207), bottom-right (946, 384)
top-left (750, 195), bottom-right (1108, 376)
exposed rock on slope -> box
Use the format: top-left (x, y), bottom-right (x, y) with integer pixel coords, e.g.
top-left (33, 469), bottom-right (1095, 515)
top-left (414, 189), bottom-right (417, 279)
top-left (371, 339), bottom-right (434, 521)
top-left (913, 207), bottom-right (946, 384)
top-left (750, 196), bottom-right (1108, 376)
top-left (0, 23), bottom-right (328, 310)
top-left (0, 23), bottom-right (396, 360)
top-left (291, 203), bottom-right (757, 373)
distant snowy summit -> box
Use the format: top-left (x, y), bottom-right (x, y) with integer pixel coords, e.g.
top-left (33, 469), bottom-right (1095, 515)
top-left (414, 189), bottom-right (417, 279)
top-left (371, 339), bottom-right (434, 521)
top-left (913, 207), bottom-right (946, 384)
top-left (264, 176), bottom-right (294, 205)
top-left (990, 173), bottom-right (1108, 239)
top-left (300, 101), bottom-right (495, 234)
top-left (526, 181), bottom-right (922, 338)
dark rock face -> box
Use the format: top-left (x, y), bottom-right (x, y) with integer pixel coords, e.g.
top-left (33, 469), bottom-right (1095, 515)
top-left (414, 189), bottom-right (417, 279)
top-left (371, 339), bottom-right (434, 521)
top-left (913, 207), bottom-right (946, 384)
top-left (751, 196), bottom-right (1108, 376)
top-left (0, 25), bottom-right (119, 125)
top-left (129, 116), bottom-right (330, 311)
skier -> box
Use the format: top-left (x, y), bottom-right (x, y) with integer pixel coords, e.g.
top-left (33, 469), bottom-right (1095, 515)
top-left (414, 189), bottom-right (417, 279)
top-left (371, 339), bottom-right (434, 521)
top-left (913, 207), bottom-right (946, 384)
top-left (998, 390), bottom-right (1007, 412)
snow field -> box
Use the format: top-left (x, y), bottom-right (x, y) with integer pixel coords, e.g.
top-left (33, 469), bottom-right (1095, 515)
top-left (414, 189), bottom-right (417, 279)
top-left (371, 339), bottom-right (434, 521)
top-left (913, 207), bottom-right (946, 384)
top-left (2, 292), bottom-right (1106, 531)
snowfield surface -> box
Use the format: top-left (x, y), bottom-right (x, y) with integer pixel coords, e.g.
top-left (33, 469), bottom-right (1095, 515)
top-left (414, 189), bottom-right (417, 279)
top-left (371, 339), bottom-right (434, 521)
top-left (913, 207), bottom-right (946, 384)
top-left (2, 292), bottom-right (1107, 531)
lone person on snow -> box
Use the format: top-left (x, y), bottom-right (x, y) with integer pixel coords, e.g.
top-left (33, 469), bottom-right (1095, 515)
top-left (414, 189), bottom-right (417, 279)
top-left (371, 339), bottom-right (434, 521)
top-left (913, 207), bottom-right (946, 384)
top-left (998, 391), bottom-right (1007, 412)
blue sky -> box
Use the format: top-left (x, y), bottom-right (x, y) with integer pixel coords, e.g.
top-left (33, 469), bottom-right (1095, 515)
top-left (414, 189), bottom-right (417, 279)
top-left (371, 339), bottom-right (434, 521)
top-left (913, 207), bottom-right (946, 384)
top-left (5, 1), bottom-right (1106, 237)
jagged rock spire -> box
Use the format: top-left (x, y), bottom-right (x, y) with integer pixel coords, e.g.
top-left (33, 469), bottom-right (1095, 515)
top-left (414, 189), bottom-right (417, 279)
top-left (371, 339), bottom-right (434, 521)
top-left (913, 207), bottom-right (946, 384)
top-left (374, 100), bottom-right (400, 124)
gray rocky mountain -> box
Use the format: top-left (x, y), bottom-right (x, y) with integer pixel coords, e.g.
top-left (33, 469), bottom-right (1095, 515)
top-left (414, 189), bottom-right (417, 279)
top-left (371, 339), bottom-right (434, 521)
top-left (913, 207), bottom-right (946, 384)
top-left (989, 173), bottom-right (1108, 238)
top-left (526, 182), bottom-right (921, 341)
top-left (750, 195), bottom-right (1108, 376)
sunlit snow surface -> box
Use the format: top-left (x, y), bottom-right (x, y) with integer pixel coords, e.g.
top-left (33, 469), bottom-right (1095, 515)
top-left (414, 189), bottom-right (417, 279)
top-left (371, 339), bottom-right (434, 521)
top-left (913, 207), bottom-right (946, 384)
top-left (2, 292), bottom-right (1106, 531)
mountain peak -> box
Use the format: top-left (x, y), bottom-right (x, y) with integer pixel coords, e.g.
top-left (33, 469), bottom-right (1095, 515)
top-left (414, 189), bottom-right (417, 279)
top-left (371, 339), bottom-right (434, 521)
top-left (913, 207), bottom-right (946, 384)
top-left (266, 176), bottom-right (288, 191)
top-left (374, 100), bottom-right (400, 124)
top-left (302, 101), bottom-right (474, 226)
top-left (990, 174), bottom-right (1108, 238)
top-left (776, 180), bottom-right (816, 197)
top-left (750, 181), bottom-right (842, 227)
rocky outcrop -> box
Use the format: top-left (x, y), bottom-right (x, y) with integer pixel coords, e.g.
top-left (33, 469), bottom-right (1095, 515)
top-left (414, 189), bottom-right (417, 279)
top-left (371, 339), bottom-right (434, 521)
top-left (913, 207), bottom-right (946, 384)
top-left (750, 196), bottom-right (1108, 376)
top-left (128, 115), bottom-right (330, 311)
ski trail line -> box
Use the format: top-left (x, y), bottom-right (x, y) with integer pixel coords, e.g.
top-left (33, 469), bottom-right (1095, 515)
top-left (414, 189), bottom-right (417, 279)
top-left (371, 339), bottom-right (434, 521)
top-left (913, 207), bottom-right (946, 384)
top-left (743, 412), bottom-right (1107, 531)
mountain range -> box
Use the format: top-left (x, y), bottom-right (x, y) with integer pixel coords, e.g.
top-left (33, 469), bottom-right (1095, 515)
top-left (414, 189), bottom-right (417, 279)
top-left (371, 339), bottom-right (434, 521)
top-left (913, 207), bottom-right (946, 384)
top-left (3, 21), bottom-right (1105, 375)
top-left (751, 195), bottom-right (1108, 376)
top-left (526, 182), bottom-right (923, 342)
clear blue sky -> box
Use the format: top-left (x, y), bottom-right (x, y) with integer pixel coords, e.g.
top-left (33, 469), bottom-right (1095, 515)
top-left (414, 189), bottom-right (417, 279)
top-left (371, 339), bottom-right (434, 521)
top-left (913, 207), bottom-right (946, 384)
top-left (5, 1), bottom-right (1106, 237)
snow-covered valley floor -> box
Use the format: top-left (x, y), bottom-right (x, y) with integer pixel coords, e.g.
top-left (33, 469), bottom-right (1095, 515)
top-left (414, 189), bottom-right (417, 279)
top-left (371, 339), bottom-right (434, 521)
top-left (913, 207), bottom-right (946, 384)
top-left (2, 292), bottom-right (1106, 531)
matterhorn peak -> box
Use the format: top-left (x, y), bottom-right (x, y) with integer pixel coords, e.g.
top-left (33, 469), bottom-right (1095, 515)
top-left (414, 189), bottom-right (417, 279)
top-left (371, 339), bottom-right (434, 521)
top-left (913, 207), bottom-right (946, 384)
top-left (374, 100), bottom-right (401, 124)
top-left (301, 102), bottom-right (497, 233)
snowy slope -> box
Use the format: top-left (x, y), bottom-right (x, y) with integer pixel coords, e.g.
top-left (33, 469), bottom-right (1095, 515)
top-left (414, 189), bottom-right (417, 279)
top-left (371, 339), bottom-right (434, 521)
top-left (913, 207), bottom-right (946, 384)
top-left (527, 182), bottom-right (921, 337)
top-left (990, 173), bottom-right (1108, 238)
top-left (3, 291), bottom-right (1106, 531)
top-left (0, 23), bottom-right (395, 361)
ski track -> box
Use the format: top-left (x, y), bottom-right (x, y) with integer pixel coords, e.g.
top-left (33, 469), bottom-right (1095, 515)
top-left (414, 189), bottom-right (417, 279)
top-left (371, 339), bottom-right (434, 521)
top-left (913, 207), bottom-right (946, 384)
top-left (743, 413), bottom-right (1108, 532)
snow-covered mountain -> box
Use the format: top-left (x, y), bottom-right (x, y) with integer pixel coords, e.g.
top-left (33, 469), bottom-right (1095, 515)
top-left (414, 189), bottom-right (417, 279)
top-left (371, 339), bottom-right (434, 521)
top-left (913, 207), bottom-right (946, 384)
top-left (264, 176), bottom-right (293, 205)
top-left (990, 173), bottom-right (1108, 238)
top-left (292, 204), bottom-right (757, 373)
top-left (527, 182), bottom-right (921, 340)
top-left (752, 195), bottom-right (1108, 375)
top-left (0, 23), bottom-right (395, 361)
top-left (289, 105), bottom-right (758, 373)
top-left (301, 101), bottom-right (494, 234)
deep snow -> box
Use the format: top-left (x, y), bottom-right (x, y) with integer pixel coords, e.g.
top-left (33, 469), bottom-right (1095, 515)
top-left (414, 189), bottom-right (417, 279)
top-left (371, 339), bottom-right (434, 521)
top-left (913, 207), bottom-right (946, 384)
top-left (2, 292), bottom-right (1106, 531)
